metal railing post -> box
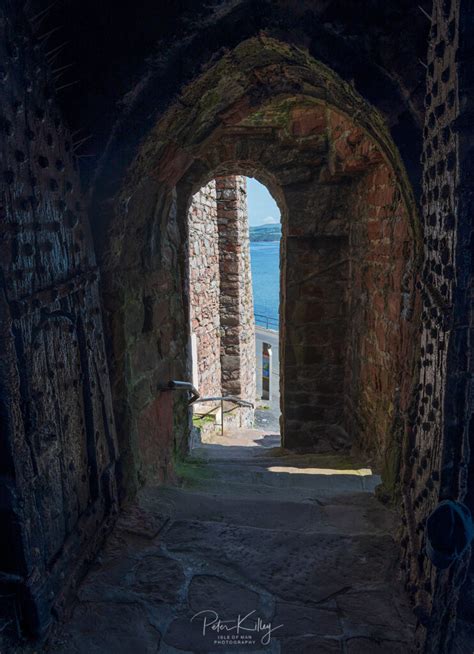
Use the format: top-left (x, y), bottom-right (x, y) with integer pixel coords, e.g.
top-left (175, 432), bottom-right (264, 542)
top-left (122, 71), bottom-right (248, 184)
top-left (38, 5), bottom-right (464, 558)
top-left (254, 312), bottom-right (279, 330)
top-left (161, 383), bottom-right (254, 437)
top-left (221, 398), bottom-right (224, 436)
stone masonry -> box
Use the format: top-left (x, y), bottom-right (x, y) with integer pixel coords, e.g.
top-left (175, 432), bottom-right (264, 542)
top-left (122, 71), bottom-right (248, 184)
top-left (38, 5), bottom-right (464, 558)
top-left (4, 2), bottom-right (474, 649)
top-left (188, 176), bottom-right (256, 424)
top-left (216, 176), bottom-right (256, 420)
top-left (188, 180), bottom-right (222, 398)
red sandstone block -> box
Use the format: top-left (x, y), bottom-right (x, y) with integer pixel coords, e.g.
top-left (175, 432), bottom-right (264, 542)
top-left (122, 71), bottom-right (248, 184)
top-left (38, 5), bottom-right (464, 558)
top-left (394, 218), bottom-right (409, 241)
top-left (387, 293), bottom-right (401, 322)
top-left (347, 127), bottom-right (364, 146)
top-left (290, 106), bottom-right (327, 137)
top-left (372, 293), bottom-right (385, 315)
top-left (370, 166), bottom-right (392, 187)
top-left (367, 221), bottom-right (383, 241)
top-left (341, 156), bottom-right (372, 174)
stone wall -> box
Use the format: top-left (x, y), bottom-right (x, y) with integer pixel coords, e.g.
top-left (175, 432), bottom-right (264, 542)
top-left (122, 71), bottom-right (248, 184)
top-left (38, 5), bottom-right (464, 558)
top-left (188, 181), bottom-right (222, 397)
top-left (4, 3), bottom-right (474, 648)
top-left (100, 183), bottom-right (189, 490)
top-left (401, 1), bottom-right (474, 651)
top-left (345, 145), bottom-right (420, 478)
top-left (283, 232), bottom-right (350, 450)
top-left (187, 176), bottom-right (256, 425)
top-left (280, 107), bottom-right (419, 455)
top-left (0, 2), bottom-right (119, 637)
top-left (91, 37), bottom-right (421, 465)
top-left (216, 176), bottom-right (256, 417)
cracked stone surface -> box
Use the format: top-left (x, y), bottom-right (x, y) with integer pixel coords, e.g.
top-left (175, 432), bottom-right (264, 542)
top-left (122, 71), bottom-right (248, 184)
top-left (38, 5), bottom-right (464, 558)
top-left (46, 430), bottom-right (415, 653)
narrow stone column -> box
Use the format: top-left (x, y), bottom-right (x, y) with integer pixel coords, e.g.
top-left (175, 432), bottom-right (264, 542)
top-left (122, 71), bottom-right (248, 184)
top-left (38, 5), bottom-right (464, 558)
top-left (216, 176), bottom-right (256, 425)
top-left (282, 233), bottom-right (350, 450)
top-left (188, 180), bottom-right (222, 397)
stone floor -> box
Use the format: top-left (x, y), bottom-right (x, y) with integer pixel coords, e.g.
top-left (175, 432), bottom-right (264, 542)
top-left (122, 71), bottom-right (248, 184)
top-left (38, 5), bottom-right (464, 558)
top-left (43, 430), bottom-right (415, 653)
top-left (254, 402), bottom-right (280, 432)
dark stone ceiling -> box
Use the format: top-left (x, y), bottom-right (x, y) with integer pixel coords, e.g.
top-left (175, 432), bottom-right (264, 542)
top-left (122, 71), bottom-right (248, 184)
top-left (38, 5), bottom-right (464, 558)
top-left (24, 0), bottom-right (431, 191)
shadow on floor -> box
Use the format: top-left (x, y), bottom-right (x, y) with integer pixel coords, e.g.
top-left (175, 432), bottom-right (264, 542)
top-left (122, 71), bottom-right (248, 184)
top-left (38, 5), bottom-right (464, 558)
top-left (38, 428), bottom-right (415, 654)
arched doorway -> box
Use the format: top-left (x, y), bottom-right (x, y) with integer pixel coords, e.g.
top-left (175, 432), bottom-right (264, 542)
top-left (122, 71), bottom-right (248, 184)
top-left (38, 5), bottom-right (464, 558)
top-left (1, 2), bottom-right (469, 649)
top-left (104, 78), bottom-right (420, 481)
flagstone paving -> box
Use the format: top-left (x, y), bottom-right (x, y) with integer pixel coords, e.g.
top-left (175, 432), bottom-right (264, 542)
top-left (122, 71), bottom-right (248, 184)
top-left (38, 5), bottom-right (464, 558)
top-left (45, 430), bottom-right (415, 653)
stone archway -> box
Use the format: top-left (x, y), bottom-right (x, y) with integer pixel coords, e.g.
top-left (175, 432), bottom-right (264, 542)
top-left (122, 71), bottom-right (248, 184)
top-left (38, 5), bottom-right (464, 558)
top-left (151, 100), bottom-right (420, 476)
top-left (187, 176), bottom-right (257, 429)
top-left (2, 2), bottom-right (472, 648)
top-left (96, 40), bottom-right (421, 498)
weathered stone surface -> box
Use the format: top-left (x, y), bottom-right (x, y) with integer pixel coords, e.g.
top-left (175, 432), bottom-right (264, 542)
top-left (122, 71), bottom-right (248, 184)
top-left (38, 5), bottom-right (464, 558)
top-left (281, 637), bottom-right (342, 653)
top-left (2, 1), bottom-right (474, 650)
top-left (115, 504), bottom-right (170, 540)
top-left (273, 602), bottom-right (341, 637)
top-left (337, 589), bottom-right (415, 641)
top-left (42, 430), bottom-right (413, 653)
top-left (57, 602), bottom-right (161, 653)
top-left (132, 555), bottom-right (185, 603)
top-left (188, 175), bottom-right (256, 426)
top-left (345, 637), bottom-right (408, 653)
top-left (165, 520), bottom-right (398, 605)
top-left (188, 575), bottom-right (259, 616)
top-left (188, 181), bottom-right (223, 398)
top-left (216, 176), bottom-right (256, 422)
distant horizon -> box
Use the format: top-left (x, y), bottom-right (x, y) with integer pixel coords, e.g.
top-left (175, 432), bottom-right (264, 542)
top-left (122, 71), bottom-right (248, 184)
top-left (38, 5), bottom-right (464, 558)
top-left (246, 177), bottom-right (281, 227)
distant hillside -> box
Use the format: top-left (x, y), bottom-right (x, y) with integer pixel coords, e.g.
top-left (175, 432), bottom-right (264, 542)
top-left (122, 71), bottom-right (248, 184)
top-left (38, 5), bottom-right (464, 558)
top-left (250, 223), bottom-right (281, 242)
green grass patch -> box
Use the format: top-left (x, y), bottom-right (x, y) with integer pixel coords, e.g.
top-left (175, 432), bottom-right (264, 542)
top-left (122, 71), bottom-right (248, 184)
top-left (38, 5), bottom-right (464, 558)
top-left (175, 459), bottom-right (214, 488)
top-left (192, 414), bottom-right (216, 429)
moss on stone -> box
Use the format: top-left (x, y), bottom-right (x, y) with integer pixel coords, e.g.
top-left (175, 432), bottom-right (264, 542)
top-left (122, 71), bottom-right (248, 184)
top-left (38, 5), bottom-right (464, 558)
top-left (175, 459), bottom-right (214, 488)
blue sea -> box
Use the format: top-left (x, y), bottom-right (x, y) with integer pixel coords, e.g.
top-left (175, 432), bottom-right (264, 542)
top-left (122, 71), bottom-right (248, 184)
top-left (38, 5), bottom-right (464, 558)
top-left (250, 242), bottom-right (280, 328)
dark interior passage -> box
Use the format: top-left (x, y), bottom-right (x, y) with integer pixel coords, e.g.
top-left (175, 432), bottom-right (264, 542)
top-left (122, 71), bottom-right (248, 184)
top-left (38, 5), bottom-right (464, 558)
top-left (1, 2), bottom-right (473, 653)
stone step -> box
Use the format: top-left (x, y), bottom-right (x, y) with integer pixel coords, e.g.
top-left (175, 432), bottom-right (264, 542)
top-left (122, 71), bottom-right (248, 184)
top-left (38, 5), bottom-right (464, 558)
top-left (139, 486), bottom-right (397, 537)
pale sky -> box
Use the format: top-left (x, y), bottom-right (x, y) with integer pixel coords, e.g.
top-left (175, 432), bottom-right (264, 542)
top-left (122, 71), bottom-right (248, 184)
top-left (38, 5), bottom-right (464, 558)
top-left (246, 177), bottom-right (281, 226)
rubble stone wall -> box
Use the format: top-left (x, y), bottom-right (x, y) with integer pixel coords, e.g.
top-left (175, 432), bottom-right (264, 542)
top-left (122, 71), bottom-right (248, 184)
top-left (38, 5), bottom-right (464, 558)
top-left (188, 181), bottom-right (222, 397)
top-left (216, 176), bottom-right (256, 415)
top-left (345, 152), bottom-right (420, 478)
top-left (188, 176), bottom-right (256, 423)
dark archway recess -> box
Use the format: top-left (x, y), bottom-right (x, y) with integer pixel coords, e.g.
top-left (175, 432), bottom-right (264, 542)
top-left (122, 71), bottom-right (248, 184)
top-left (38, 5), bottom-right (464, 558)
top-left (93, 37), bottom-right (421, 492)
top-left (1, 1), bottom-right (474, 652)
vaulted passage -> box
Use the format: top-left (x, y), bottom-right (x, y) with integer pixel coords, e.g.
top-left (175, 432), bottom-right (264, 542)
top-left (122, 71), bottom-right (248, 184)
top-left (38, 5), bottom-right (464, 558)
top-left (2, 2), bottom-right (474, 652)
top-left (99, 74), bottom-right (420, 479)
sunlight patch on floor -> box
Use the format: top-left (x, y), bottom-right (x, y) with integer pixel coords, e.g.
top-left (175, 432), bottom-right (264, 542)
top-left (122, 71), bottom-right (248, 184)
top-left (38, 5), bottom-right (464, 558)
top-left (267, 466), bottom-right (374, 477)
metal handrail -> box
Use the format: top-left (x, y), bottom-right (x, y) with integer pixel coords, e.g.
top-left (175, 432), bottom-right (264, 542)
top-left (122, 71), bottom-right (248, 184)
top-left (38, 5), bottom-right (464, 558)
top-left (158, 380), bottom-right (200, 404)
top-left (193, 395), bottom-right (254, 435)
top-left (254, 312), bottom-right (279, 330)
top-left (160, 381), bottom-right (254, 435)
top-left (197, 395), bottom-right (254, 408)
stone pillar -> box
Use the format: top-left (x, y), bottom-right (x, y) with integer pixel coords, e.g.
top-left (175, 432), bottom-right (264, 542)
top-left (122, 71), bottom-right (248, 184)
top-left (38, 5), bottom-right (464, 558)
top-left (188, 181), bottom-right (222, 397)
top-left (216, 176), bottom-right (256, 425)
top-left (282, 233), bottom-right (350, 450)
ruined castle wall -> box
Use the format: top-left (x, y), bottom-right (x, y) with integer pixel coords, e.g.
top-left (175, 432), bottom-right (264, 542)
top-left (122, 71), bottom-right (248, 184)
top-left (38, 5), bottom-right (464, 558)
top-left (0, 2), bottom-right (119, 637)
top-left (216, 176), bottom-right (256, 417)
top-left (280, 107), bottom-right (418, 457)
top-left (187, 176), bottom-right (256, 422)
top-left (345, 153), bottom-right (419, 475)
top-left (399, 2), bottom-right (474, 650)
top-left (188, 181), bottom-right (222, 397)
